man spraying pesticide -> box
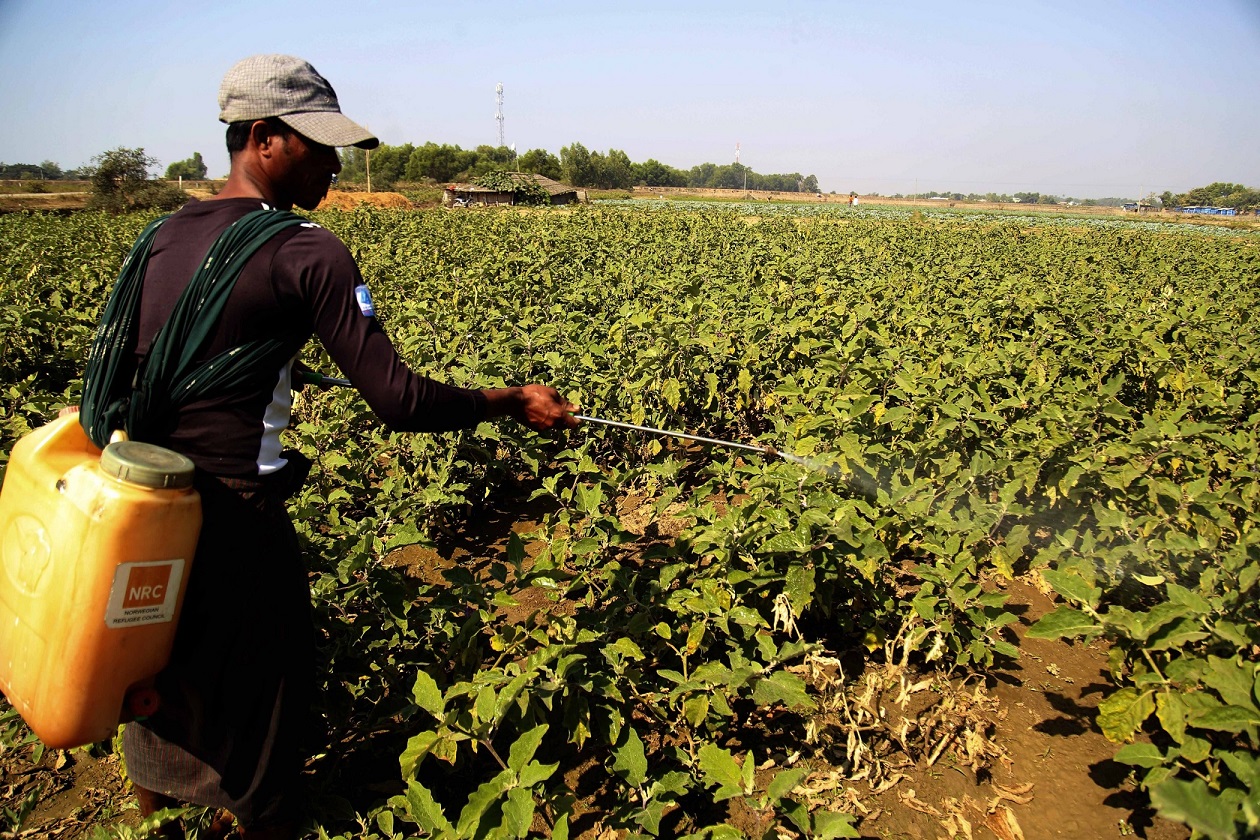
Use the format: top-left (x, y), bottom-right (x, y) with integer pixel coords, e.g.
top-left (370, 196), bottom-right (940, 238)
top-left (0, 55), bottom-right (577, 840)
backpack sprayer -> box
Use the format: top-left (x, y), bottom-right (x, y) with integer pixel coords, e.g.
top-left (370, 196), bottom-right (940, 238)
top-left (298, 371), bottom-right (804, 465)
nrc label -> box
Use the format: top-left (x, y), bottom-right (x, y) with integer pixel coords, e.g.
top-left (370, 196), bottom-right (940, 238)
top-left (106, 559), bottom-right (185, 628)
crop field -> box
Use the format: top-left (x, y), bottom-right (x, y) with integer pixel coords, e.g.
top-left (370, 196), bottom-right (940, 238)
top-left (1, 203), bottom-right (1258, 839)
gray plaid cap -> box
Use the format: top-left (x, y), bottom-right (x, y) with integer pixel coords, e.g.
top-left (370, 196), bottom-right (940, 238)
top-left (218, 54), bottom-right (379, 149)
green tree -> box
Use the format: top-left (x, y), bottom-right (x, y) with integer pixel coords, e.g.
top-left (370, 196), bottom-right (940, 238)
top-left (560, 143), bottom-right (594, 187)
top-left (361, 143), bottom-right (415, 189)
top-left (465, 145), bottom-right (515, 179)
top-left (85, 147), bottom-right (187, 213)
top-left (518, 148), bottom-right (561, 180)
top-left (164, 152), bottom-right (208, 180)
top-left (0, 161), bottom-right (60, 179)
top-left (588, 148), bottom-right (634, 190)
top-left (339, 147), bottom-right (368, 182)
top-left (402, 143), bottom-right (479, 183)
top-left (1169, 181), bottom-right (1260, 211)
top-left (634, 158), bottom-right (685, 187)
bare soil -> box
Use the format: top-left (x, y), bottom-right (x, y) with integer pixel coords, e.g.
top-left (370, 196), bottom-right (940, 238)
top-left (316, 191), bottom-right (414, 211)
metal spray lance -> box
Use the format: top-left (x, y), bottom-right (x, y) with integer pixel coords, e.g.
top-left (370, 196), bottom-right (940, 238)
top-left (297, 371), bottom-right (801, 465)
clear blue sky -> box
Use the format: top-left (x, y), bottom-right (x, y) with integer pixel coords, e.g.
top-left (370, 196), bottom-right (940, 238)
top-left (1, 0), bottom-right (1257, 197)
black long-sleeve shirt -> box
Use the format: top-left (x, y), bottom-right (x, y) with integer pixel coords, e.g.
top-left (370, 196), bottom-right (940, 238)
top-left (135, 198), bottom-right (486, 477)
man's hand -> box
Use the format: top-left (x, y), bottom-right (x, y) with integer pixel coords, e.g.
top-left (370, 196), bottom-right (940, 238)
top-left (483, 385), bottom-right (580, 431)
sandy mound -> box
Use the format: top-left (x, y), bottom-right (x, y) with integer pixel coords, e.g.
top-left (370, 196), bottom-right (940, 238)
top-left (317, 191), bottom-right (413, 210)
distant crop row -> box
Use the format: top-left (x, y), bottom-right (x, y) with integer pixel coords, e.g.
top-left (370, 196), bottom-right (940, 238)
top-left (1, 204), bottom-right (1257, 838)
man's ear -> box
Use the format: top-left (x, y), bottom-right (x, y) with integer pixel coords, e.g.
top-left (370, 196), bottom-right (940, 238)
top-left (250, 120), bottom-right (280, 155)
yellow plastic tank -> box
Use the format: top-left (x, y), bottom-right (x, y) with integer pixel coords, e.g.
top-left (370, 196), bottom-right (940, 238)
top-left (0, 414), bottom-right (201, 748)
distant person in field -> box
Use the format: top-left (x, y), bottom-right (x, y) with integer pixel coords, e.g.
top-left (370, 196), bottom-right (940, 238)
top-left (92, 54), bottom-right (577, 840)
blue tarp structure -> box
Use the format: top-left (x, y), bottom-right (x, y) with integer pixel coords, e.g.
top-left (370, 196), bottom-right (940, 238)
top-left (1176, 206), bottom-right (1238, 216)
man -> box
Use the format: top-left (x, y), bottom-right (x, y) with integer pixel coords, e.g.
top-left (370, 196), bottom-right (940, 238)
top-left (119, 54), bottom-right (578, 839)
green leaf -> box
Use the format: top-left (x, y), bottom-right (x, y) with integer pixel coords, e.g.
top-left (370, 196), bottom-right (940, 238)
top-left (765, 768), bottom-right (808, 804)
top-left (1202, 656), bottom-right (1258, 710)
top-left (493, 672), bottom-right (533, 727)
top-left (508, 724), bottom-right (548, 775)
top-left (762, 531), bottom-right (809, 554)
top-left (782, 799), bottom-right (811, 834)
top-left (812, 810), bottom-right (861, 839)
top-left (503, 787), bottom-right (534, 839)
top-left (1041, 568), bottom-right (1100, 609)
top-left (1113, 742), bottom-right (1165, 768)
top-left (1026, 605), bottom-right (1098, 640)
top-left (1097, 688), bottom-right (1156, 743)
top-left (518, 760), bottom-right (558, 789)
top-left (697, 744), bottom-right (745, 801)
top-left (1217, 749), bottom-right (1260, 791)
top-left (474, 684), bottom-right (497, 724)
top-left (400, 730), bottom-right (440, 777)
top-left (683, 695), bottom-right (711, 728)
top-left (551, 808), bottom-right (572, 840)
top-left (1165, 582), bottom-right (1211, 614)
top-left (506, 531), bottom-right (526, 568)
top-left (454, 769), bottom-right (514, 838)
top-left (605, 637), bottom-right (646, 662)
top-left (1157, 693), bottom-right (1191, 744)
top-left (751, 670), bottom-right (815, 710)
top-left (612, 727), bottom-right (648, 788)
top-left (575, 481), bottom-right (604, 516)
top-left (636, 798), bottom-right (669, 835)
top-left (784, 564), bottom-right (815, 615)
top-left (404, 780), bottom-right (453, 834)
top-left (1175, 735), bottom-right (1212, 764)
top-left (685, 621), bottom-right (707, 655)
top-left (1149, 778), bottom-right (1240, 840)
top-left (412, 670), bottom-right (445, 720)
top-left (1146, 617), bottom-right (1210, 652)
top-left (1189, 705), bottom-right (1260, 734)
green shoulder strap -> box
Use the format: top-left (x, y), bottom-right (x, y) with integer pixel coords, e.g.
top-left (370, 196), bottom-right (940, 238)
top-left (81, 208), bottom-right (308, 448)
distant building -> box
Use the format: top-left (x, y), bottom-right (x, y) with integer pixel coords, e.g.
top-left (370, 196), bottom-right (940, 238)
top-left (443, 173), bottom-right (584, 207)
top-left (1174, 205), bottom-right (1237, 216)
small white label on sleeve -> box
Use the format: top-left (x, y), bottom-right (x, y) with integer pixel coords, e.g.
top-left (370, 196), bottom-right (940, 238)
top-left (354, 285), bottom-right (376, 317)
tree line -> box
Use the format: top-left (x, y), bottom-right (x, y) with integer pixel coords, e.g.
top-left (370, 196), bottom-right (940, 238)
top-left (1159, 182), bottom-right (1260, 212)
top-left (337, 142), bottom-right (819, 193)
top-left (2, 152), bottom-right (208, 182)
top-left (888, 191), bottom-right (1139, 206)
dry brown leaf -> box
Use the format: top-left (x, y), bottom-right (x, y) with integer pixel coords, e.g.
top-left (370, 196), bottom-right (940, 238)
top-left (984, 806), bottom-right (1026, 840)
top-left (898, 788), bottom-right (943, 817)
top-left (940, 797), bottom-right (974, 840)
top-left (940, 814), bottom-right (974, 840)
top-left (870, 771), bottom-right (909, 794)
top-left (991, 782), bottom-right (1035, 805)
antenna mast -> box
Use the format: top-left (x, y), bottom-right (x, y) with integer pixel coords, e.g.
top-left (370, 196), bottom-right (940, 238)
top-left (496, 83), bottom-right (505, 148)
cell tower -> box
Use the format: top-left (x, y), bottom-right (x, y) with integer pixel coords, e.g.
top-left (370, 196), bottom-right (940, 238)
top-left (496, 83), bottom-right (505, 148)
